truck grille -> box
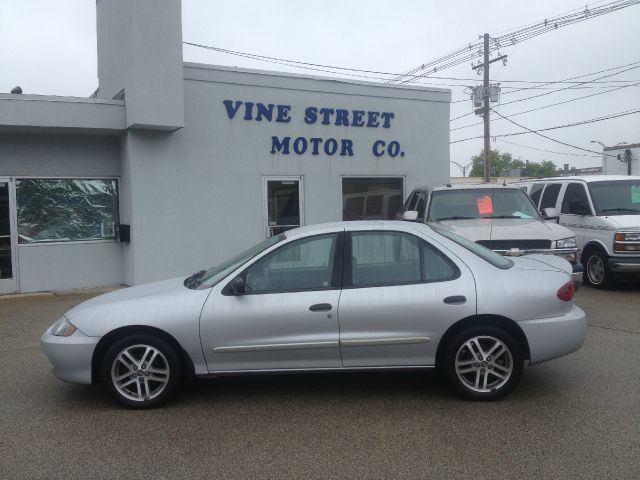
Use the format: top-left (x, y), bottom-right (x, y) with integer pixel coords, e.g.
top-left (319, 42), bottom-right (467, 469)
top-left (476, 239), bottom-right (552, 250)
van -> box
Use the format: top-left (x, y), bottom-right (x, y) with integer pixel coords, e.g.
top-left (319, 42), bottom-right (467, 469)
top-left (514, 175), bottom-right (640, 288)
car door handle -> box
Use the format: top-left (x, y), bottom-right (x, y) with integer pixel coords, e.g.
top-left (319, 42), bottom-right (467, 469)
top-left (309, 303), bottom-right (332, 312)
top-left (443, 295), bottom-right (466, 305)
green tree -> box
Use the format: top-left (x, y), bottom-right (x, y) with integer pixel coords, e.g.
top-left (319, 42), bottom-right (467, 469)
top-left (469, 150), bottom-right (514, 177)
top-left (526, 160), bottom-right (557, 177)
top-left (468, 149), bottom-right (557, 178)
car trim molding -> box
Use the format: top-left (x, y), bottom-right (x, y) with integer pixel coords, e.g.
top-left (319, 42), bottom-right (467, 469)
top-left (340, 336), bottom-right (431, 347)
top-left (212, 340), bottom-right (338, 353)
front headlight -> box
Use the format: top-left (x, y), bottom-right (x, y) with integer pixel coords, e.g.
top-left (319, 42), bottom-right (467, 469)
top-left (555, 237), bottom-right (577, 249)
top-left (614, 231), bottom-right (640, 252)
top-left (49, 317), bottom-right (77, 337)
top-left (615, 232), bottom-right (640, 242)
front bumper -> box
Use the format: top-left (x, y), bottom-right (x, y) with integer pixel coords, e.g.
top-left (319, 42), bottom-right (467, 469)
top-left (607, 256), bottom-right (640, 274)
top-left (572, 263), bottom-right (584, 289)
top-left (518, 305), bottom-right (586, 365)
top-left (40, 329), bottom-right (99, 384)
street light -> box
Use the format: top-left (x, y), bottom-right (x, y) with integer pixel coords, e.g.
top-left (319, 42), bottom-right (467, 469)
top-left (590, 140), bottom-right (608, 149)
top-left (451, 160), bottom-right (474, 177)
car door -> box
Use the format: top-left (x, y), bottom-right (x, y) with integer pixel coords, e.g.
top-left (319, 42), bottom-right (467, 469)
top-left (559, 182), bottom-right (593, 249)
top-left (199, 232), bottom-right (343, 372)
top-left (338, 229), bottom-right (476, 367)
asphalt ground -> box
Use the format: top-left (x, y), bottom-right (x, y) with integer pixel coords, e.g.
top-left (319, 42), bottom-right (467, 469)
top-left (1, 284), bottom-right (639, 479)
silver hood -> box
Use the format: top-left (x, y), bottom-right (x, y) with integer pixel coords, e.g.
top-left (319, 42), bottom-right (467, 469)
top-left (433, 218), bottom-right (573, 242)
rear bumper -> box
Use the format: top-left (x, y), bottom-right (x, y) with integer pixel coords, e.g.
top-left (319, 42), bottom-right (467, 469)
top-left (518, 305), bottom-right (586, 365)
top-left (608, 256), bottom-right (640, 274)
top-left (41, 329), bottom-right (99, 384)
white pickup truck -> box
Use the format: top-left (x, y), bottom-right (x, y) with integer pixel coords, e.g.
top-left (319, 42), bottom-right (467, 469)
top-left (399, 184), bottom-right (583, 285)
top-left (514, 175), bottom-right (640, 288)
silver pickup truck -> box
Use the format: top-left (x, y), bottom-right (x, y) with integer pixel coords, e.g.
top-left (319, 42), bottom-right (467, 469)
top-left (399, 184), bottom-right (583, 285)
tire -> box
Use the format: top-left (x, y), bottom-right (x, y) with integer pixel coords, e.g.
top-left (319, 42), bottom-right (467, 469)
top-left (444, 326), bottom-right (523, 401)
top-left (583, 248), bottom-right (612, 289)
top-left (101, 334), bottom-right (183, 409)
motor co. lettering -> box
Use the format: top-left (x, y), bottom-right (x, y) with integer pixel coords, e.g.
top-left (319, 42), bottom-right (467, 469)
top-left (222, 100), bottom-right (404, 158)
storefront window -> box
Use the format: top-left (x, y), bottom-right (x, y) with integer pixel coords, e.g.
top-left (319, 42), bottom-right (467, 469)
top-left (16, 178), bottom-right (119, 244)
top-left (342, 177), bottom-right (403, 220)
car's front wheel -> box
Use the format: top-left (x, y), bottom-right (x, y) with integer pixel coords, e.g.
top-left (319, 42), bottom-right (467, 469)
top-left (101, 334), bottom-right (183, 409)
top-left (583, 248), bottom-right (612, 288)
top-left (444, 326), bottom-right (523, 401)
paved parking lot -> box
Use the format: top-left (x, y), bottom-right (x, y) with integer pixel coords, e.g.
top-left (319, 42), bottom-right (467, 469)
top-left (1, 284), bottom-right (639, 479)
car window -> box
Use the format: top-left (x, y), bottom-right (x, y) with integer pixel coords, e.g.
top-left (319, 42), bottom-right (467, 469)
top-left (529, 183), bottom-right (544, 207)
top-left (349, 231), bottom-right (420, 287)
top-left (422, 241), bottom-right (459, 281)
top-left (540, 183), bottom-right (561, 210)
top-left (561, 183), bottom-right (591, 214)
top-left (416, 193), bottom-right (427, 220)
top-left (588, 180), bottom-right (640, 215)
top-left (428, 188), bottom-right (540, 221)
top-left (194, 233), bottom-right (286, 288)
top-left (348, 231), bottom-right (458, 287)
top-left (244, 233), bottom-right (338, 293)
top-left (403, 191), bottom-right (419, 212)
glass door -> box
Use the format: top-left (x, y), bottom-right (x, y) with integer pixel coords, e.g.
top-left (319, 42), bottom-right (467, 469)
top-left (0, 178), bottom-right (18, 293)
top-left (263, 177), bottom-right (304, 237)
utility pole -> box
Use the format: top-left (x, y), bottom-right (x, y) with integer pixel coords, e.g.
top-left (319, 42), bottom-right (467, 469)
top-left (472, 34), bottom-right (507, 183)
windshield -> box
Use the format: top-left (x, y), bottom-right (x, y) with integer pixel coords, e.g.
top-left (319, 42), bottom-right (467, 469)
top-left (185, 234), bottom-right (286, 289)
top-left (431, 225), bottom-right (514, 269)
top-left (428, 188), bottom-right (541, 221)
top-left (588, 180), bottom-right (640, 215)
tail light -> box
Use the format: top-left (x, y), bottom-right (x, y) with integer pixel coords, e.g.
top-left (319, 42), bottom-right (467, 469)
top-left (557, 280), bottom-right (575, 302)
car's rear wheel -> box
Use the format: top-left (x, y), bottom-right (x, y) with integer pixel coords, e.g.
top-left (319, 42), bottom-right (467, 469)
top-left (444, 326), bottom-right (523, 401)
top-left (583, 248), bottom-right (612, 288)
top-left (101, 334), bottom-right (182, 409)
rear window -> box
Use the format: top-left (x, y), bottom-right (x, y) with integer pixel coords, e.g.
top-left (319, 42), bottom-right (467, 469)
top-left (430, 225), bottom-right (514, 269)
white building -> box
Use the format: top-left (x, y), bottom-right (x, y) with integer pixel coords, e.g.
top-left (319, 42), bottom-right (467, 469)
top-left (602, 143), bottom-right (639, 176)
top-left (0, 0), bottom-right (451, 294)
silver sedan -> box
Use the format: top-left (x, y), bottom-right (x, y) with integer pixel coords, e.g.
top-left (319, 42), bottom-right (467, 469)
top-left (41, 221), bottom-right (586, 408)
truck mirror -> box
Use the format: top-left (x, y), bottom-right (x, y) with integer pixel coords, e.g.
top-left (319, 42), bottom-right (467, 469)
top-left (402, 210), bottom-right (419, 221)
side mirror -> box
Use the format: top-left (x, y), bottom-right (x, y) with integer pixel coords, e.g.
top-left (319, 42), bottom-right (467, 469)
top-left (230, 276), bottom-right (246, 295)
top-left (569, 201), bottom-right (590, 216)
top-left (542, 207), bottom-right (558, 220)
top-left (402, 210), bottom-right (419, 221)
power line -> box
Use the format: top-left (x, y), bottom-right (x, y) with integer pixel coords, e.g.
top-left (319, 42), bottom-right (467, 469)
top-left (491, 111), bottom-right (621, 158)
top-left (391, 0), bottom-right (640, 83)
top-left (450, 107), bottom-right (640, 144)
top-left (451, 81), bottom-right (640, 131)
top-left (493, 138), bottom-right (602, 158)
top-left (449, 60), bottom-right (640, 121)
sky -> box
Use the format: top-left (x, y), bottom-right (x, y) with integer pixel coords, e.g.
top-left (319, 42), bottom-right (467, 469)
top-left (1, 0), bottom-right (639, 176)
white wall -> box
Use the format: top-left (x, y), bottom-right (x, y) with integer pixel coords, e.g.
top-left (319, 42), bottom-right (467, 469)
top-left (120, 65), bottom-right (451, 285)
top-left (17, 242), bottom-right (124, 292)
top-left (0, 132), bottom-right (124, 293)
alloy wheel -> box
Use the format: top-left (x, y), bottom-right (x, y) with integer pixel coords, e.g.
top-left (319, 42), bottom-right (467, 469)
top-left (454, 336), bottom-right (513, 393)
top-left (110, 344), bottom-right (170, 402)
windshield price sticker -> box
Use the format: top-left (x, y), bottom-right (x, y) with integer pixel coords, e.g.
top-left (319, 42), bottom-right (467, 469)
top-left (477, 195), bottom-right (494, 215)
top-left (631, 185), bottom-right (640, 204)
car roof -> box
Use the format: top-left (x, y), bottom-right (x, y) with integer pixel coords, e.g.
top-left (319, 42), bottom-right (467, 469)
top-left (515, 175), bottom-right (640, 183)
top-left (283, 220), bottom-right (433, 239)
top-left (413, 184), bottom-right (521, 192)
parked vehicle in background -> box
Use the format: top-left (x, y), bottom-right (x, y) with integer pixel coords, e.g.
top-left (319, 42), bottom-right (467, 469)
top-left (399, 184), bottom-right (582, 284)
top-left (41, 221), bottom-right (586, 408)
top-left (514, 175), bottom-right (640, 288)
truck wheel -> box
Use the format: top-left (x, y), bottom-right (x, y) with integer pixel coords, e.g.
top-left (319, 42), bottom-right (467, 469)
top-left (583, 249), bottom-right (612, 288)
